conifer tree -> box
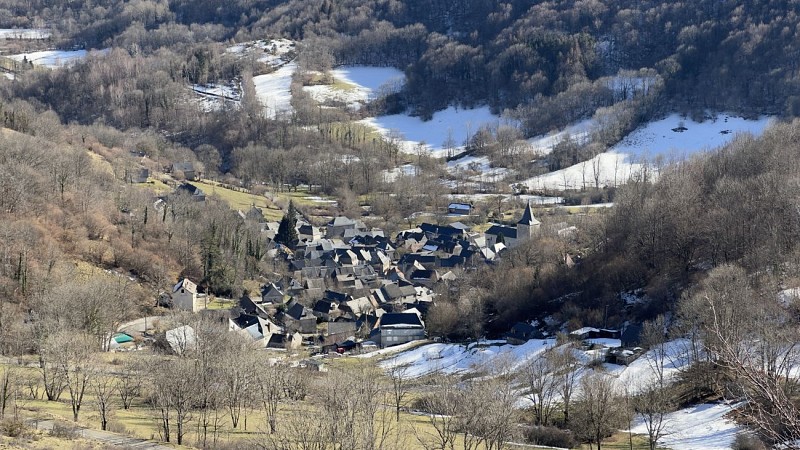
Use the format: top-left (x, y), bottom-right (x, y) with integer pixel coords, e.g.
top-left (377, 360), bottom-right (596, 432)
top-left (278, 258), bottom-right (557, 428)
top-left (275, 201), bottom-right (298, 248)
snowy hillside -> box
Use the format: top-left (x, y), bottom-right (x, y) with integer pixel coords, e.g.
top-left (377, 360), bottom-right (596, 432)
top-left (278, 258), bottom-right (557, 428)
top-left (253, 62), bottom-right (296, 119)
top-left (0, 28), bottom-right (50, 39)
top-left (380, 339), bottom-right (555, 377)
top-left (226, 38), bottom-right (296, 67)
top-left (446, 155), bottom-right (512, 181)
top-left (381, 338), bottom-right (696, 393)
top-left (522, 114), bottom-right (774, 191)
top-left (303, 66), bottom-right (405, 110)
top-left (528, 119), bottom-right (596, 156)
top-left (193, 39), bottom-right (297, 113)
top-left (360, 106), bottom-right (512, 158)
top-left (630, 403), bottom-right (742, 450)
top-left (10, 49), bottom-right (89, 68)
top-left (380, 338), bottom-right (740, 447)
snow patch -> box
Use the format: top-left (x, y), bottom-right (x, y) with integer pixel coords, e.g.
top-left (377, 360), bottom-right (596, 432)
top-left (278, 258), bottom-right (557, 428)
top-left (446, 155), bottom-right (511, 181)
top-left (528, 119), bottom-right (595, 156)
top-left (522, 113), bottom-right (773, 191)
top-left (0, 28), bottom-right (50, 39)
top-left (360, 106), bottom-right (512, 158)
top-left (10, 49), bottom-right (91, 68)
top-left (381, 339), bottom-right (556, 378)
top-left (253, 62), bottom-right (296, 120)
top-left (613, 113), bottom-right (773, 161)
top-left (227, 39), bottom-right (296, 69)
top-left (304, 66), bottom-right (405, 110)
top-left (630, 402), bottom-right (742, 450)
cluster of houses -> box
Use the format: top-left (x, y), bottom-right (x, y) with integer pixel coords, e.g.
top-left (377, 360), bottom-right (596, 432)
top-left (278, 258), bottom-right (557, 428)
top-left (164, 202), bottom-right (544, 352)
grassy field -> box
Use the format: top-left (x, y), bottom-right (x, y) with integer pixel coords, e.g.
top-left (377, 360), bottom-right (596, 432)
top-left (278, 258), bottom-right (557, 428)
top-left (145, 177), bottom-right (173, 194)
top-left (1, 355), bottom-right (663, 450)
top-left (205, 297), bottom-right (236, 311)
top-left (187, 180), bottom-right (284, 221)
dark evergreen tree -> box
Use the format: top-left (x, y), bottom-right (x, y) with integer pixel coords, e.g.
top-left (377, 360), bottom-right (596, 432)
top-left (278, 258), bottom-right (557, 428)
top-left (201, 219), bottom-right (229, 295)
top-left (496, 232), bottom-right (505, 245)
top-left (275, 201), bottom-right (298, 248)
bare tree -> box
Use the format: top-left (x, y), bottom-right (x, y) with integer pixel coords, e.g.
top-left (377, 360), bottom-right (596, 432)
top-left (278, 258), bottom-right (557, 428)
top-left (118, 359), bottom-right (142, 410)
top-left (520, 354), bottom-right (558, 426)
top-left (149, 357), bottom-right (197, 445)
top-left (414, 374), bottom-right (460, 450)
top-left (93, 374), bottom-right (118, 431)
top-left (0, 367), bottom-right (17, 419)
top-left (389, 364), bottom-right (410, 422)
top-left (681, 265), bottom-right (800, 446)
top-left (54, 332), bottom-right (95, 421)
top-left (549, 341), bottom-right (581, 424)
top-left (634, 380), bottom-right (673, 450)
top-left (258, 363), bottom-right (284, 435)
top-left (572, 373), bottom-right (627, 450)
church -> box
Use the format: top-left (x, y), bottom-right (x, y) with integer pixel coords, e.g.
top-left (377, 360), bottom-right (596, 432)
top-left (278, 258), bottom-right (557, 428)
top-left (484, 201), bottom-right (541, 248)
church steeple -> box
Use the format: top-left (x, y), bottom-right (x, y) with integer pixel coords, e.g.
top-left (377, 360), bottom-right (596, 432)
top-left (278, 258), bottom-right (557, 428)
top-left (518, 201), bottom-right (540, 226)
top-left (517, 201), bottom-right (540, 241)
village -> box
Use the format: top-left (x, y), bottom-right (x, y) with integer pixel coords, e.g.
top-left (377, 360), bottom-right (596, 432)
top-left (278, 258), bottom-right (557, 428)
top-left (110, 172), bottom-right (648, 371)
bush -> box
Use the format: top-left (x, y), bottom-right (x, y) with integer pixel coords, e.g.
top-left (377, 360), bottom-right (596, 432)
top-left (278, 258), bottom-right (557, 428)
top-left (49, 423), bottom-right (80, 440)
top-left (524, 425), bottom-right (577, 448)
top-left (107, 421), bottom-right (128, 435)
top-left (732, 434), bottom-right (767, 450)
top-left (1, 418), bottom-right (27, 438)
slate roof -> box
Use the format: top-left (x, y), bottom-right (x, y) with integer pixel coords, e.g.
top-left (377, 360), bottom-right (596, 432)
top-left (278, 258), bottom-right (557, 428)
top-left (313, 299), bottom-right (335, 314)
top-left (176, 183), bottom-right (204, 198)
top-left (286, 302), bottom-right (309, 321)
top-left (380, 313), bottom-right (424, 328)
top-left (173, 278), bottom-right (197, 294)
top-left (231, 314), bottom-right (260, 330)
top-left (324, 290), bottom-right (349, 303)
top-left (485, 225), bottom-right (517, 239)
top-left (518, 201), bottom-right (541, 226)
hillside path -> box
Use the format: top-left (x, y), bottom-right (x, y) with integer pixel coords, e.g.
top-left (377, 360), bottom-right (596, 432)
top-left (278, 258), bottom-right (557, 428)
top-left (29, 419), bottom-right (174, 449)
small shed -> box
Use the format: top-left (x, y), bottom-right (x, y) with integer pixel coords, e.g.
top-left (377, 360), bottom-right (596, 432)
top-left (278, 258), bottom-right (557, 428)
top-left (448, 203), bottom-right (472, 215)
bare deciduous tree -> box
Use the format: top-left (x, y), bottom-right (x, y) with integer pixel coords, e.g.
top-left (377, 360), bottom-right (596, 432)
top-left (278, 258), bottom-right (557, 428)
top-left (681, 265), bottom-right (800, 446)
top-left (572, 373), bottom-right (627, 450)
top-left (520, 354), bottom-right (558, 426)
top-left (93, 374), bottom-right (118, 431)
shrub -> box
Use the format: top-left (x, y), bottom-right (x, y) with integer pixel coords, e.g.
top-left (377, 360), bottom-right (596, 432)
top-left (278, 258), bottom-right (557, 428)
top-left (1, 418), bottom-right (27, 438)
top-left (524, 425), bottom-right (577, 448)
top-left (732, 434), bottom-right (767, 450)
top-left (49, 423), bottom-right (80, 440)
top-left (107, 421), bottom-right (128, 435)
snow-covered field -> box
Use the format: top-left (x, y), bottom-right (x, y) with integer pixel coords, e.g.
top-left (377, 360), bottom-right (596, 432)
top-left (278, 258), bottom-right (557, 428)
top-left (614, 114), bottom-right (773, 160)
top-left (606, 339), bottom-right (694, 393)
top-left (381, 338), bottom-right (738, 447)
top-left (525, 151), bottom-right (644, 192)
top-left (448, 193), bottom-right (563, 205)
top-left (192, 83), bottom-right (241, 111)
top-left (227, 38), bottom-right (296, 68)
top-left (9, 49), bottom-right (88, 68)
top-left (303, 66), bottom-right (405, 110)
top-left (253, 62), bottom-right (296, 119)
top-left (528, 119), bottom-right (596, 156)
top-left (193, 39), bottom-right (296, 112)
top-left (381, 164), bottom-right (418, 183)
top-left (630, 403), bottom-right (742, 450)
top-left (523, 114), bottom-right (774, 191)
top-left (360, 106), bottom-right (512, 158)
top-left (447, 155), bottom-right (511, 181)
top-left (382, 338), bottom-right (696, 391)
top-left (381, 339), bottom-right (556, 378)
top-left (0, 28), bottom-right (50, 39)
